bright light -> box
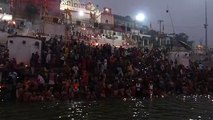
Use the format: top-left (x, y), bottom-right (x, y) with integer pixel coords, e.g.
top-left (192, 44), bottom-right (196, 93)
top-left (78, 11), bottom-right (84, 17)
top-left (105, 8), bottom-right (109, 12)
top-left (136, 13), bottom-right (145, 22)
top-left (95, 43), bottom-right (99, 46)
top-left (1, 14), bottom-right (13, 21)
top-left (12, 21), bottom-right (16, 25)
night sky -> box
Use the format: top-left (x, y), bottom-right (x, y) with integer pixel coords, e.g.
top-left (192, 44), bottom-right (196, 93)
top-left (93, 0), bottom-right (213, 47)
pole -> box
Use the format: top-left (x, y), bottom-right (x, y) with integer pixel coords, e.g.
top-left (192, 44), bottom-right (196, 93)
top-left (167, 5), bottom-right (176, 34)
top-left (158, 20), bottom-right (164, 47)
top-left (12, 0), bottom-right (17, 19)
top-left (204, 0), bottom-right (208, 52)
top-left (158, 20), bottom-right (164, 34)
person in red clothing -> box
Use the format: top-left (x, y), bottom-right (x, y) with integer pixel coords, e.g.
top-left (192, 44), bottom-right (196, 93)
top-left (80, 57), bottom-right (87, 70)
top-left (82, 70), bottom-right (89, 89)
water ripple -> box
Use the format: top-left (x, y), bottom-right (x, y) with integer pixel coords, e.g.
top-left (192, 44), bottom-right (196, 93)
top-left (0, 96), bottom-right (212, 120)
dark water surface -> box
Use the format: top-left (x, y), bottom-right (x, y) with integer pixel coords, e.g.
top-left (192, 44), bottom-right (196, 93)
top-left (0, 95), bottom-right (213, 120)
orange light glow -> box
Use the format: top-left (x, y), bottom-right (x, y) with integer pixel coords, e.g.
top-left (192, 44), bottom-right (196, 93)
top-left (12, 21), bottom-right (16, 25)
top-left (95, 43), bottom-right (99, 46)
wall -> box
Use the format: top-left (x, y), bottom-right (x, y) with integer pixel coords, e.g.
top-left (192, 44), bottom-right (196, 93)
top-left (7, 36), bottom-right (42, 65)
top-left (70, 11), bottom-right (90, 22)
top-left (101, 14), bottom-right (114, 25)
top-left (99, 29), bottom-right (124, 46)
top-left (0, 32), bottom-right (8, 43)
top-left (43, 23), bottom-right (65, 36)
top-left (98, 37), bottom-right (124, 47)
top-left (169, 52), bottom-right (190, 67)
top-left (46, 0), bottom-right (61, 16)
top-left (102, 29), bottom-right (123, 40)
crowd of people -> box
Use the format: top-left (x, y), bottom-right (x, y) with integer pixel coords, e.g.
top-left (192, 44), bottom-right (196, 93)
top-left (0, 37), bottom-right (213, 102)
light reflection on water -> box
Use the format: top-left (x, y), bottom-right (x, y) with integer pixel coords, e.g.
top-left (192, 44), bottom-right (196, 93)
top-left (0, 95), bottom-right (212, 120)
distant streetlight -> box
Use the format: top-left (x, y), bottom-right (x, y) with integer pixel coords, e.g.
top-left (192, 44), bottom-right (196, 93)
top-left (136, 13), bottom-right (145, 22)
top-left (78, 10), bottom-right (84, 17)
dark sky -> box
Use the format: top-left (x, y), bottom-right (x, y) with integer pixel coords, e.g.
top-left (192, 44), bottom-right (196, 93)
top-left (93, 0), bottom-right (213, 47)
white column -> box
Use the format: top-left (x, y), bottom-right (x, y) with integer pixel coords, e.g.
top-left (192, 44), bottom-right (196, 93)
top-left (159, 38), bottom-right (162, 47)
top-left (142, 39), bottom-right (145, 47)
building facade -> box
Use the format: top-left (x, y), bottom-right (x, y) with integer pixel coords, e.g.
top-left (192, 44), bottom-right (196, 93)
top-left (100, 8), bottom-right (114, 25)
top-left (7, 35), bottom-right (42, 65)
top-left (0, 0), bottom-right (11, 14)
top-left (60, 0), bottom-right (101, 23)
top-left (0, 0), bottom-right (12, 21)
top-left (14, 0), bottom-right (60, 19)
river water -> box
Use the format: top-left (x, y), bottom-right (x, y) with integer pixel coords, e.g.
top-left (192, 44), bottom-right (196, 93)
top-left (0, 95), bottom-right (213, 120)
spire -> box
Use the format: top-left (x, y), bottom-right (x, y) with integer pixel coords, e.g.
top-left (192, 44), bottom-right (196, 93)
top-left (150, 22), bottom-right (152, 30)
top-left (43, 0), bottom-right (48, 16)
top-left (162, 24), bottom-right (164, 32)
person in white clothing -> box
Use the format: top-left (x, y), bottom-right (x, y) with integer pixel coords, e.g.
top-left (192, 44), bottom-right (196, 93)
top-left (37, 74), bottom-right (45, 85)
top-left (149, 81), bottom-right (153, 99)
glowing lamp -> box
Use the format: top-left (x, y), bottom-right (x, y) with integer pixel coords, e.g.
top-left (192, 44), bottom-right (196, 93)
top-left (105, 8), bottom-right (109, 12)
top-left (78, 11), bottom-right (84, 17)
top-left (12, 21), bottom-right (16, 25)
